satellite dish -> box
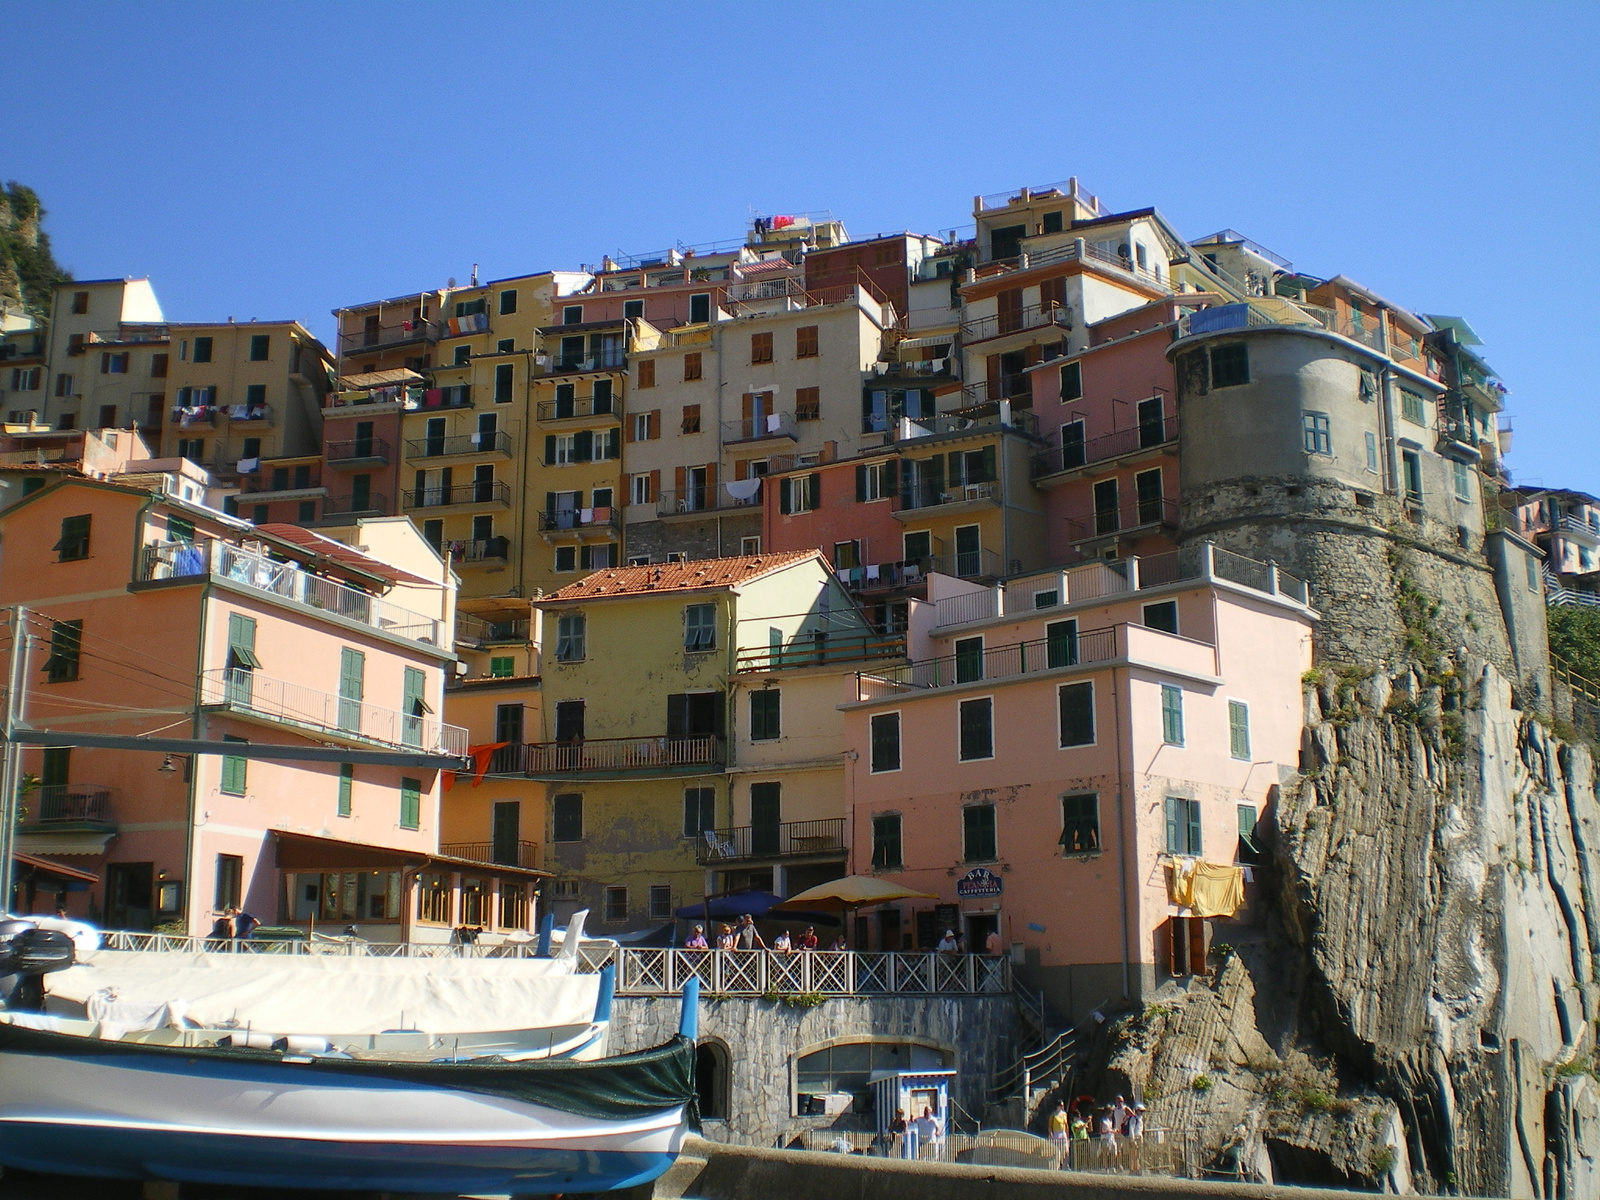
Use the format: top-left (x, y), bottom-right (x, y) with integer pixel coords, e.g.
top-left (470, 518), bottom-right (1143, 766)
top-left (447, 277), bottom-right (457, 288)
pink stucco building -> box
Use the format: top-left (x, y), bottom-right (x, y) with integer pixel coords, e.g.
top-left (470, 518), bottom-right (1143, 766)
top-left (0, 475), bottom-right (543, 940)
top-left (842, 545), bottom-right (1314, 1021)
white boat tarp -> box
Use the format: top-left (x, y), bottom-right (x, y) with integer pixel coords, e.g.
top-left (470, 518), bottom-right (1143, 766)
top-left (45, 951), bottom-right (599, 1038)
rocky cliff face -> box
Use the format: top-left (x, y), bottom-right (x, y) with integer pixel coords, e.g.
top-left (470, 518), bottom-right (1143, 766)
top-left (1087, 487), bottom-right (1600, 1196)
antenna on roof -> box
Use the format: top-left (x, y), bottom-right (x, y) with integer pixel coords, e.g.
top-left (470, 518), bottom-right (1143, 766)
top-left (447, 277), bottom-right (456, 290)
top-left (470, 264), bottom-right (479, 286)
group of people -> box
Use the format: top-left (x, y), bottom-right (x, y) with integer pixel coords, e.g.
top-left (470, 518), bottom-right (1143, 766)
top-left (1047, 1094), bottom-right (1147, 1168)
top-left (684, 914), bottom-right (847, 952)
top-left (205, 908), bottom-right (260, 944)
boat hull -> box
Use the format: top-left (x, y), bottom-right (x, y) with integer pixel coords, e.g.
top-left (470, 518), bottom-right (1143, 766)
top-left (0, 1027), bottom-right (692, 1193)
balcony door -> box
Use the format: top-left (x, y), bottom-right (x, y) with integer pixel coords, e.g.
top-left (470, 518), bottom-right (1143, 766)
top-left (1136, 468), bottom-right (1164, 525)
top-left (750, 782), bottom-right (781, 858)
top-left (954, 524), bottom-right (981, 578)
top-left (492, 801), bottom-right (521, 867)
top-left (353, 420), bottom-right (375, 459)
top-left (473, 464), bottom-right (496, 503)
top-left (686, 466), bottom-right (708, 512)
top-left (1060, 420), bottom-right (1086, 470)
top-left (106, 862), bottom-right (154, 932)
top-left (554, 700), bottom-right (585, 743)
top-left (1137, 397), bottom-right (1165, 448)
top-left (1093, 478), bottom-right (1120, 535)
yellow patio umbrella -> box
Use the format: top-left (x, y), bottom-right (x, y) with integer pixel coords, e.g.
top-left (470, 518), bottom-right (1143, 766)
top-left (771, 875), bottom-right (939, 913)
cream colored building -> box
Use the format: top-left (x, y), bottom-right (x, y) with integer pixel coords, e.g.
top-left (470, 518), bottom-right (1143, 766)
top-left (39, 278), bottom-right (167, 433)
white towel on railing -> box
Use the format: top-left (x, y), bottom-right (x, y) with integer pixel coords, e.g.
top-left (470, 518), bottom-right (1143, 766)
top-left (766, 412), bottom-right (782, 432)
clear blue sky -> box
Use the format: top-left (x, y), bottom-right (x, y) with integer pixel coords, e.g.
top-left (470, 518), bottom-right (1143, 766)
top-left (8, 2), bottom-right (1597, 489)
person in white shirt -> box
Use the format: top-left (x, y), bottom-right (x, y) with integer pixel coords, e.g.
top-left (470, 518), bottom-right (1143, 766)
top-left (936, 930), bottom-right (958, 954)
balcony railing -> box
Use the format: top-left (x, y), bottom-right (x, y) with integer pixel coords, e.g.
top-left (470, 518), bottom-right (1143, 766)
top-left (454, 612), bottom-right (529, 645)
top-left (1065, 496), bottom-right (1180, 542)
top-left (326, 437), bottom-right (391, 465)
top-left (441, 536), bottom-right (510, 565)
top-left (960, 302), bottom-right (1072, 344)
top-left (696, 818), bottom-right (846, 864)
top-left (930, 545), bottom-right (1310, 629)
top-left (404, 431), bottom-right (513, 459)
top-left (140, 540), bottom-right (443, 646)
top-left (898, 480), bottom-right (999, 513)
top-left (1033, 414), bottom-right (1178, 477)
top-left (654, 488), bottom-right (761, 518)
top-left (521, 735), bottom-right (725, 775)
top-left (735, 633), bottom-right (905, 672)
top-left (543, 348), bottom-right (626, 374)
top-left (1556, 514), bottom-right (1600, 542)
top-left (535, 395), bottom-right (618, 421)
top-left (537, 508), bottom-right (619, 533)
top-left (323, 491), bottom-right (389, 517)
top-left (439, 841), bottom-right (541, 870)
top-left (403, 481), bottom-right (511, 509)
top-left (722, 412), bottom-right (798, 443)
top-left (201, 667), bottom-right (467, 756)
top-left (1176, 301), bottom-right (1387, 355)
top-left (870, 357), bottom-right (959, 380)
top-left (23, 784), bottom-right (116, 828)
top-left (338, 319), bottom-right (441, 356)
top-left (857, 627), bottom-right (1121, 696)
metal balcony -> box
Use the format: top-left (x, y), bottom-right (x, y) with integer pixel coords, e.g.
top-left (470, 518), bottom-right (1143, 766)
top-left (201, 668), bottom-right (467, 756)
top-left (325, 437), bottom-right (391, 467)
top-left (521, 735), bottom-right (725, 777)
top-left (404, 431), bottom-right (513, 460)
top-left (22, 784), bottom-right (116, 830)
top-left (696, 818), bottom-right (846, 865)
top-left (403, 481), bottom-right (512, 510)
top-left (439, 841), bottom-right (541, 870)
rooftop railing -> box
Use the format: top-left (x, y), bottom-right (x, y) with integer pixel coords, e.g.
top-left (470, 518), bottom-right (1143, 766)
top-left (454, 612), bottom-right (529, 645)
top-left (960, 302), bottom-right (1071, 344)
top-left (537, 508), bottom-right (619, 533)
top-left (723, 411), bottom-right (798, 442)
top-left (322, 491), bottom-right (390, 517)
top-left (1064, 496), bottom-right (1180, 542)
top-left (201, 667), bottom-right (467, 756)
top-left (930, 544), bottom-right (1309, 629)
top-left (734, 633), bottom-right (905, 672)
top-left (535, 395), bottom-right (617, 421)
top-left (140, 540), bottom-right (442, 646)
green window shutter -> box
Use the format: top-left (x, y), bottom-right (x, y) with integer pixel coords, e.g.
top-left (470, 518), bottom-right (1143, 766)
top-left (544, 435), bottom-right (557, 465)
top-left (338, 763), bottom-right (354, 816)
top-left (1161, 685), bottom-right (1184, 745)
top-left (221, 735), bottom-right (248, 795)
top-left (1229, 700), bottom-right (1250, 760)
top-left (399, 777), bottom-right (421, 830)
top-left (779, 478), bottom-right (793, 515)
top-left (978, 444), bottom-right (997, 483)
top-left (227, 613), bottom-right (261, 669)
top-left (1186, 800), bottom-right (1203, 857)
top-left (574, 429), bottom-right (593, 461)
top-left (606, 428), bottom-right (620, 459)
top-left (403, 667), bottom-right (427, 747)
top-left (963, 804), bottom-right (996, 862)
top-left (883, 459), bottom-right (898, 493)
top-left (954, 637), bottom-right (984, 683)
top-left (806, 473), bottom-right (821, 510)
top-left (1058, 681), bottom-right (1094, 747)
top-left (855, 464), bottom-right (868, 502)
top-left (339, 647), bottom-right (365, 732)
top-left (1046, 620), bottom-right (1078, 668)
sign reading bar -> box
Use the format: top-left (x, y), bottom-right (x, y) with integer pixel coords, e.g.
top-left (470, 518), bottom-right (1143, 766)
top-left (956, 867), bottom-right (1003, 897)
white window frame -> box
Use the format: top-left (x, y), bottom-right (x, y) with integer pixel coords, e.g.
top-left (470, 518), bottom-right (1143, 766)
top-left (869, 710), bottom-right (902, 774)
top-left (958, 695), bottom-right (996, 763)
top-left (684, 603), bottom-right (717, 652)
top-left (630, 474), bottom-right (651, 505)
top-left (553, 434), bottom-right (576, 465)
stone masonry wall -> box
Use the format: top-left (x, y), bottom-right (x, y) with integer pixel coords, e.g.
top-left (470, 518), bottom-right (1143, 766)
top-left (610, 992), bottom-right (1020, 1149)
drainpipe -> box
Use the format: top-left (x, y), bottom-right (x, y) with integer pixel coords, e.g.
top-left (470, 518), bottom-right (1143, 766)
top-left (187, 564), bottom-right (211, 936)
top-left (1378, 363), bottom-right (1400, 496)
top-left (1110, 663), bottom-right (1131, 1001)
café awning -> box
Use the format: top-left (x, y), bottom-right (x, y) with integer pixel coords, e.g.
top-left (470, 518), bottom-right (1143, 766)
top-left (271, 831), bottom-right (550, 880)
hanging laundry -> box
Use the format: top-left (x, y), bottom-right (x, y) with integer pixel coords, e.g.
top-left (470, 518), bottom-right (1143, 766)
top-left (424, 389), bottom-right (443, 407)
top-left (865, 563), bottom-right (881, 582)
top-left (236, 457), bottom-right (260, 474)
top-left (579, 508), bottom-right (595, 525)
top-left (1167, 858), bottom-right (1197, 907)
top-left (1188, 861), bottom-right (1246, 918)
top-left (766, 412), bottom-right (782, 433)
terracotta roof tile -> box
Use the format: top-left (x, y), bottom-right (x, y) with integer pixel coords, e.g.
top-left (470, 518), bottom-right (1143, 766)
top-left (540, 550), bottom-right (820, 603)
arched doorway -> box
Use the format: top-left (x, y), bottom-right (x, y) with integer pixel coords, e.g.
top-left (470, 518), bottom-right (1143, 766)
top-left (695, 1040), bottom-right (730, 1120)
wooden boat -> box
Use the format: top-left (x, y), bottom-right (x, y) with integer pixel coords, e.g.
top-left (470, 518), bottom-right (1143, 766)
top-left (0, 980), bottom-right (701, 1194)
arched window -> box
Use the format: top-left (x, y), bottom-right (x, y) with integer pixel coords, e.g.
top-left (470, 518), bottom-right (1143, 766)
top-left (695, 1040), bottom-right (730, 1120)
top-left (794, 1040), bottom-right (951, 1115)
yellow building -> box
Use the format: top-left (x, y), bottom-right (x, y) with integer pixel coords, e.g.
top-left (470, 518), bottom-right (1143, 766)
top-left (160, 320), bottom-right (334, 484)
top-left (531, 550), bottom-right (877, 933)
top-left (38, 278), bottom-right (167, 434)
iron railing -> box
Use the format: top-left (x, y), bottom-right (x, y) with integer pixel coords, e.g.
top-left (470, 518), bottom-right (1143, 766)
top-left (403, 481), bottom-right (511, 509)
top-left (325, 437), bottom-right (391, 465)
top-left (338, 319), bottom-right (441, 355)
top-left (521, 735), bottom-right (725, 774)
top-left (723, 412), bottom-right (798, 442)
top-left (960, 302), bottom-right (1071, 344)
top-left (654, 488), bottom-right (761, 518)
top-left (24, 784), bottom-right (115, 827)
top-left (438, 841), bottom-right (541, 869)
top-left (696, 818), bottom-right (846, 864)
top-left (857, 627), bottom-right (1120, 694)
top-left (404, 431), bottom-right (513, 459)
top-left (1065, 496), bottom-right (1180, 541)
top-left (535, 395), bottom-right (618, 421)
top-left (899, 480), bottom-right (999, 512)
top-left (201, 667), bottom-right (467, 756)
top-left (322, 491), bottom-right (389, 517)
top-left (1033, 414), bottom-right (1178, 477)
top-left (537, 508), bottom-right (619, 533)
top-left (454, 613), bottom-right (530, 645)
top-left (734, 633), bottom-right (905, 672)
top-left (140, 541), bottom-right (443, 645)
top-left (96, 934), bottom-right (1011, 996)
top-left (441, 537), bottom-right (510, 565)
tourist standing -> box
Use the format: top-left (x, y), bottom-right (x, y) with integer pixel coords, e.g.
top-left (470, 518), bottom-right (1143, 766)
top-left (798, 925), bottom-right (819, 951)
top-left (715, 923), bottom-right (736, 950)
top-left (772, 928), bottom-right (792, 953)
top-left (735, 913), bottom-right (765, 951)
top-left (1048, 1101), bottom-right (1071, 1168)
top-left (684, 925), bottom-right (708, 949)
top-left (936, 929), bottom-right (958, 954)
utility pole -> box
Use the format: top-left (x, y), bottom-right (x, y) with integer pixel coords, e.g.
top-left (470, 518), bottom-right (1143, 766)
top-left (0, 605), bottom-right (29, 913)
